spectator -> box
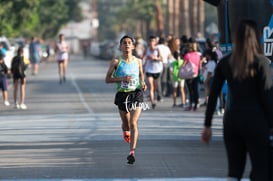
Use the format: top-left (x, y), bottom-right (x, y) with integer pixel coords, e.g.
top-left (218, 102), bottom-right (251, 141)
top-left (134, 35), bottom-right (146, 59)
top-left (0, 42), bottom-right (7, 62)
top-left (156, 37), bottom-right (172, 100)
top-left (180, 35), bottom-right (188, 57)
top-left (167, 37), bottom-right (181, 97)
top-left (170, 51), bottom-right (186, 107)
top-left (0, 53), bottom-right (10, 106)
top-left (29, 37), bottom-right (41, 75)
top-left (202, 19), bottom-right (273, 181)
top-left (11, 47), bottom-right (28, 110)
top-left (201, 49), bottom-right (217, 108)
top-left (183, 39), bottom-right (201, 111)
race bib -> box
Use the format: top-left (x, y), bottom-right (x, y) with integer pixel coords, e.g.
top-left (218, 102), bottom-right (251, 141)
top-left (121, 79), bottom-right (137, 89)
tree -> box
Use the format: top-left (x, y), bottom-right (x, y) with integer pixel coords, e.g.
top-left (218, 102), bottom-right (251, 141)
top-left (167, 0), bottom-right (185, 37)
top-left (0, 0), bottom-right (40, 37)
top-left (179, 0), bottom-right (190, 36)
top-left (116, 0), bottom-right (166, 39)
top-left (120, 0), bottom-right (156, 38)
top-left (95, 0), bottom-right (168, 40)
top-left (37, 0), bottom-right (69, 39)
top-left (0, 0), bottom-right (83, 39)
top-left (96, 0), bottom-right (125, 40)
top-left (95, 0), bottom-right (209, 40)
top-left (155, 0), bottom-right (164, 36)
top-left (167, 0), bottom-right (205, 38)
top-left (0, 1), bottom-right (14, 36)
top-left (36, 0), bottom-right (83, 39)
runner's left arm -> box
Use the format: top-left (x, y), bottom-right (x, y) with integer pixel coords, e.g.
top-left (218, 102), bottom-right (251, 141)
top-left (138, 58), bottom-right (146, 91)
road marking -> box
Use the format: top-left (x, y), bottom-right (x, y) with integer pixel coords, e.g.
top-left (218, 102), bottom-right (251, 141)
top-left (0, 112), bottom-right (223, 142)
top-left (70, 73), bottom-right (94, 113)
top-left (0, 178), bottom-right (250, 181)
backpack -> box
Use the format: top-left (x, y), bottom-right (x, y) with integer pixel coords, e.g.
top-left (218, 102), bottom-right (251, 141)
top-left (11, 56), bottom-right (25, 77)
top-left (178, 60), bottom-right (198, 79)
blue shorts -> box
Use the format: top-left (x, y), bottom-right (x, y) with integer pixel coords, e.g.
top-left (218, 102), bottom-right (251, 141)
top-left (30, 53), bottom-right (40, 64)
top-left (0, 77), bottom-right (8, 91)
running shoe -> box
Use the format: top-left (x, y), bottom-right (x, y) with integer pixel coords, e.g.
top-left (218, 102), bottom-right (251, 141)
top-left (20, 104), bottom-right (27, 110)
top-left (127, 153), bottom-right (135, 164)
top-left (193, 105), bottom-right (198, 111)
top-left (157, 95), bottom-right (163, 102)
top-left (14, 103), bottom-right (20, 109)
top-left (200, 102), bottom-right (207, 107)
top-left (123, 131), bottom-right (131, 144)
top-left (4, 101), bottom-right (10, 106)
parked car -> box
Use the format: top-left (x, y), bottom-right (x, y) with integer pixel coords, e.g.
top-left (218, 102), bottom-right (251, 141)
top-left (0, 36), bottom-right (16, 69)
top-left (90, 42), bottom-right (101, 57)
top-left (90, 40), bottom-right (118, 60)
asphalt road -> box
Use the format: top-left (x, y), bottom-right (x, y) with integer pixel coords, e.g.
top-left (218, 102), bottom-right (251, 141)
top-left (0, 54), bottom-right (250, 180)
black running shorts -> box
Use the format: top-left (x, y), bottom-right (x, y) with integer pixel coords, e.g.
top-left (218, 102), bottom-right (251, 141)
top-left (114, 89), bottom-right (144, 112)
top-left (146, 72), bottom-right (160, 79)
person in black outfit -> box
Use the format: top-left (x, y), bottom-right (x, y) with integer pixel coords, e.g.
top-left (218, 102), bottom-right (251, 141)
top-left (0, 53), bottom-right (10, 106)
top-left (201, 19), bottom-right (273, 181)
top-left (11, 47), bottom-right (28, 109)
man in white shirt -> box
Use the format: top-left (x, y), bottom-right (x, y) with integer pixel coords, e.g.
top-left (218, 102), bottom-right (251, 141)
top-left (156, 37), bottom-right (173, 99)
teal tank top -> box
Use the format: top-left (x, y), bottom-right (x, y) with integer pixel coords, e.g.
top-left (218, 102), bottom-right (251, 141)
top-left (114, 56), bottom-right (141, 92)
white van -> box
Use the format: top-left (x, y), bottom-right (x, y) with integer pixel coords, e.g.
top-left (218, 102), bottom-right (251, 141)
top-left (0, 36), bottom-right (16, 69)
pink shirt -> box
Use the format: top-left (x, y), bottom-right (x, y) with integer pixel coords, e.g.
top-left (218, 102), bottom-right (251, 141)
top-left (184, 52), bottom-right (201, 76)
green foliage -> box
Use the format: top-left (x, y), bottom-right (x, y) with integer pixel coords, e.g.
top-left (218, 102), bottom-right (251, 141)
top-left (66, 0), bottom-right (83, 22)
top-left (0, 0), bottom-right (83, 39)
top-left (96, 0), bottom-right (216, 41)
top-left (96, 0), bottom-right (123, 40)
top-left (0, 1), bottom-right (15, 36)
top-left (97, 0), bottom-right (164, 40)
top-left (121, 0), bottom-right (155, 21)
top-left (37, 0), bottom-right (69, 39)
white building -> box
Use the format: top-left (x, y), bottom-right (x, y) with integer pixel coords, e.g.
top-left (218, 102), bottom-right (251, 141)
top-left (59, 0), bottom-right (98, 54)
